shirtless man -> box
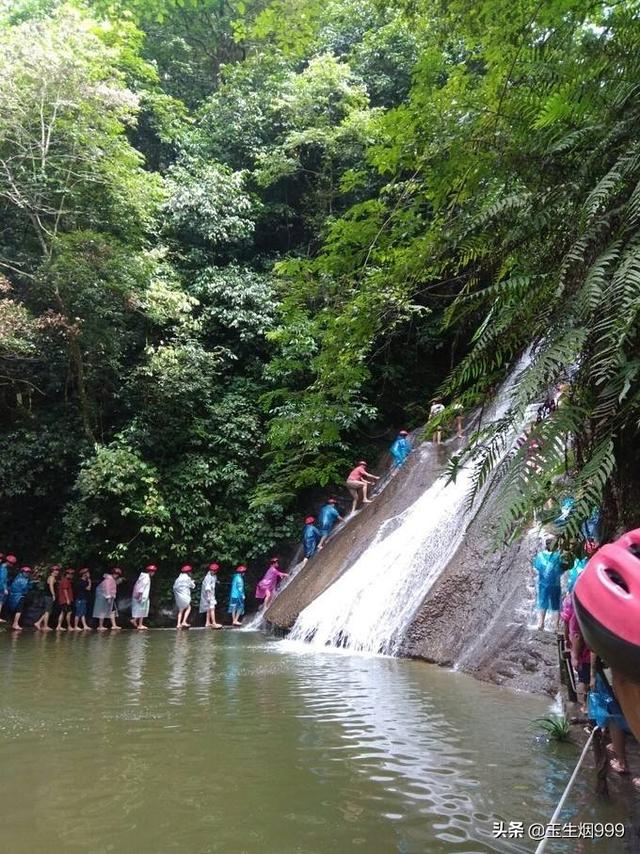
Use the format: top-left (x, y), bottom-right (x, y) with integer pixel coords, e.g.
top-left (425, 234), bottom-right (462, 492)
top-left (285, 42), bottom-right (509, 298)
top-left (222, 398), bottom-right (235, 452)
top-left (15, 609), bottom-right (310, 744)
top-left (345, 461), bottom-right (380, 515)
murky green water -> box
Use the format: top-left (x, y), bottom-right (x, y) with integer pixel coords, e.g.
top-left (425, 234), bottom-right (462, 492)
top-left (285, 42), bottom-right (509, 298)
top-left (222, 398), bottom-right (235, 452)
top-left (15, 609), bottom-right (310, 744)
top-left (0, 630), bottom-right (635, 853)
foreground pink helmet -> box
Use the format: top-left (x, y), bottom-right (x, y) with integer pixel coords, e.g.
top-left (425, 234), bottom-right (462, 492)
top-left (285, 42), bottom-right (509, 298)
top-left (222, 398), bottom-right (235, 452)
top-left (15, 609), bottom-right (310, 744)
top-left (574, 529), bottom-right (640, 682)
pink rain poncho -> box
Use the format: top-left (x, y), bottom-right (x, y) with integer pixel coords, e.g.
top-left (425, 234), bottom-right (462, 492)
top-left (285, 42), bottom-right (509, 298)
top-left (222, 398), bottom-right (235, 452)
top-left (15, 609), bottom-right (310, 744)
top-left (255, 565), bottom-right (287, 600)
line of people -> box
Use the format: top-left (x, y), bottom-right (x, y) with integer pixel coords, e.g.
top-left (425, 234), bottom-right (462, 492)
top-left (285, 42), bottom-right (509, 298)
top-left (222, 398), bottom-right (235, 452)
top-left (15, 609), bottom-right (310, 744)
top-left (0, 555), bottom-right (292, 632)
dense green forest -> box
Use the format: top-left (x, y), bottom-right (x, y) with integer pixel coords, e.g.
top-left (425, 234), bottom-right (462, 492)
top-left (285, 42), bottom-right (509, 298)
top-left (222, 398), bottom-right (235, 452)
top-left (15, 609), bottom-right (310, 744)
top-left (2, 0), bottom-right (640, 576)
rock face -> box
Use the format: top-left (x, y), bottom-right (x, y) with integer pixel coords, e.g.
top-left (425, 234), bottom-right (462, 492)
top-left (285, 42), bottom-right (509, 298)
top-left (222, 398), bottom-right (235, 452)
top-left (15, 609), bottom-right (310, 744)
top-left (265, 442), bottom-right (447, 629)
top-left (266, 438), bottom-right (559, 696)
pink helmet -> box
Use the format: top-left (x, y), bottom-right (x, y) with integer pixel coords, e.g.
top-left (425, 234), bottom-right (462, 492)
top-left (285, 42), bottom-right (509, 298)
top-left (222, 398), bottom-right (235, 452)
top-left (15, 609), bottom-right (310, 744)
top-left (304, 516), bottom-right (315, 525)
top-left (181, 565), bottom-right (193, 573)
top-left (574, 529), bottom-right (640, 682)
top-left (146, 564), bottom-right (158, 573)
top-left (21, 566), bottom-right (32, 573)
top-left (208, 562), bottom-right (220, 572)
top-left (399, 430), bottom-right (409, 436)
top-left (6, 554), bottom-right (17, 565)
top-left (236, 564), bottom-right (247, 573)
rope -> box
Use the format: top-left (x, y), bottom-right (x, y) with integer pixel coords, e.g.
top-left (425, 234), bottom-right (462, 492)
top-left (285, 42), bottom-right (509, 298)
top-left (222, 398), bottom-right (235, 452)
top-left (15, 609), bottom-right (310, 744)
top-left (534, 726), bottom-right (597, 854)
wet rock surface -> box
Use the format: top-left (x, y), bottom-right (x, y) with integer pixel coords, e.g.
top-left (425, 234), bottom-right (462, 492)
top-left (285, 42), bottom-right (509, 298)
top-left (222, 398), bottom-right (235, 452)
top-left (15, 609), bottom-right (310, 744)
top-left (267, 438), bottom-right (559, 696)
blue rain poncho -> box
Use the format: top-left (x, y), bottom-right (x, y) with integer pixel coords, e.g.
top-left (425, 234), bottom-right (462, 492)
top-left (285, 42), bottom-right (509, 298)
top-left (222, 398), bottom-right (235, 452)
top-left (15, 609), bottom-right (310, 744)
top-left (303, 524), bottom-right (321, 559)
top-left (533, 549), bottom-right (564, 611)
top-left (566, 557), bottom-right (587, 593)
top-left (581, 507), bottom-right (601, 542)
top-left (588, 673), bottom-right (631, 733)
top-left (228, 572), bottom-right (245, 615)
top-left (554, 496), bottom-right (575, 528)
top-left (0, 562), bottom-right (8, 599)
top-left (389, 435), bottom-right (411, 469)
top-left (8, 572), bottom-right (31, 610)
top-left (318, 504), bottom-right (340, 537)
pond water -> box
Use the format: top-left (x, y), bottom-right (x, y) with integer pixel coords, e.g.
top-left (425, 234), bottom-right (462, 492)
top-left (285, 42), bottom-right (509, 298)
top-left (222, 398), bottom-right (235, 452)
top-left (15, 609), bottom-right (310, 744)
top-left (0, 630), bottom-right (634, 852)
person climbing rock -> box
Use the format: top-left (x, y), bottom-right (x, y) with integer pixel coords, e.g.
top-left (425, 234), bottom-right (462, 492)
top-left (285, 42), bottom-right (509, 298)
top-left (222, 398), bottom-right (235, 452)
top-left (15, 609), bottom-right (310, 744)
top-left (93, 568), bottom-right (121, 631)
top-left (255, 558), bottom-right (288, 608)
top-left (345, 461), bottom-right (380, 515)
top-left (131, 564), bottom-right (156, 630)
top-left (389, 430), bottom-right (411, 475)
top-left (8, 565), bottom-right (34, 631)
top-left (532, 538), bottom-right (565, 631)
top-left (200, 563), bottom-right (221, 628)
top-left (34, 564), bottom-right (60, 632)
top-left (56, 568), bottom-right (75, 632)
top-left (560, 591), bottom-right (591, 712)
top-left (428, 398), bottom-right (445, 443)
top-left (0, 553), bottom-right (17, 623)
top-left (318, 499), bottom-right (344, 549)
top-left (73, 567), bottom-right (92, 631)
top-left (453, 402), bottom-right (464, 439)
top-left (174, 565), bottom-right (195, 629)
top-left (301, 516), bottom-right (322, 568)
top-left (228, 564), bottom-right (247, 626)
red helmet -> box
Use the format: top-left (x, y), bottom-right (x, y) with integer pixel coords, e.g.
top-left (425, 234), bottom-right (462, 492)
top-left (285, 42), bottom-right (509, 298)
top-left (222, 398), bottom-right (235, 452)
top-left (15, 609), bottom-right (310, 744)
top-left (327, 498), bottom-right (337, 505)
top-left (21, 566), bottom-right (32, 573)
top-left (574, 529), bottom-right (640, 682)
top-left (399, 430), bottom-right (409, 436)
top-left (6, 554), bottom-right (17, 565)
top-left (208, 562), bottom-right (220, 572)
top-left (146, 564), bottom-right (158, 573)
top-left (51, 564), bottom-right (62, 571)
top-left (304, 516), bottom-right (315, 525)
top-left (112, 567), bottom-right (123, 576)
top-left (236, 564), bottom-right (247, 573)
top-left (181, 565), bottom-right (193, 573)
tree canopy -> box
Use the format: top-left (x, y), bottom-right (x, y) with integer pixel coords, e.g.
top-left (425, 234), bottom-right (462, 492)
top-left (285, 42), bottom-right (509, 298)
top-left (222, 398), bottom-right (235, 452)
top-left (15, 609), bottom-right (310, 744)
top-left (2, 0), bottom-right (640, 577)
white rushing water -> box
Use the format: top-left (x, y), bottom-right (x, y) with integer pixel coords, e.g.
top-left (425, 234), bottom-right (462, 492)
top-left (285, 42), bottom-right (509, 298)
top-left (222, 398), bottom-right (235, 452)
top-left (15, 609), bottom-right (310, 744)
top-left (287, 355), bottom-right (531, 655)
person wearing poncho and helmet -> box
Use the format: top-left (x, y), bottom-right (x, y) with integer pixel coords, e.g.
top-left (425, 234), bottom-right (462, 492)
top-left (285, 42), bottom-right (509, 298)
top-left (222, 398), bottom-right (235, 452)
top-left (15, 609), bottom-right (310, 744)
top-left (532, 537), bottom-right (566, 631)
top-left (389, 430), bottom-right (411, 475)
top-left (228, 564), bottom-right (247, 626)
top-left (8, 565), bottom-right (34, 631)
top-left (301, 516), bottom-right (321, 568)
top-left (317, 499), bottom-right (344, 550)
top-left (255, 558), bottom-right (288, 608)
top-left (200, 563), bottom-right (222, 628)
top-left (173, 565), bottom-right (195, 629)
top-left (131, 564), bottom-right (157, 631)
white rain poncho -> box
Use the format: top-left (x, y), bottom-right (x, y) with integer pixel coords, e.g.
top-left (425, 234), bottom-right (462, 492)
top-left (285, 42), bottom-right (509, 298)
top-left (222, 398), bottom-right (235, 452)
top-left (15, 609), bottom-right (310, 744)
top-left (173, 572), bottom-right (195, 611)
top-left (131, 572), bottom-right (151, 619)
top-left (199, 572), bottom-right (217, 613)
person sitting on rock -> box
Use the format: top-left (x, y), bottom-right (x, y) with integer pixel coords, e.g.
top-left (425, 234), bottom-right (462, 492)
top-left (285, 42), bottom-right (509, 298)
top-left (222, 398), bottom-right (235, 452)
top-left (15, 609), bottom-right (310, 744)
top-left (389, 430), bottom-right (411, 475)
top-left (345, 461), bottom-right (380, 515)
top-left (318, 499), bottom-right (344, 549)
top-left (301, 516), bottom-right (322, 568)
top-left (532, 538), bottom-right (566, 632)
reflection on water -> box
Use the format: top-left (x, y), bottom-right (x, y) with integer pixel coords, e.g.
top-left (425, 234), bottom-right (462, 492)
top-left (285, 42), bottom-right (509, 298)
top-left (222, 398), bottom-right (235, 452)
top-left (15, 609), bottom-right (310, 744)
top-left (0, 631), bottom-right (633, 853)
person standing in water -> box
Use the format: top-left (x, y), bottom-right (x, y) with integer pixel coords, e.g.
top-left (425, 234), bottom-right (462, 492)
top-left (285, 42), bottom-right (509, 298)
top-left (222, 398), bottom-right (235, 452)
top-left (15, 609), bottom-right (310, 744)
top-left (228, 564), bottom-right (247, 626)
top-left (56, 568), bottom-right (75, 631)
top-left (34, 564), bottom-right (59, 632)
top-left (174, 564), bottom-right (195, 629)
top-left (131, 564), bottom-right (157, 630)
top-left (93, 569), bottom-right (121, 631)
top-left (532, 538), bottom-right (566, 631)
top-left (318, 499), bottom-right (344, 549)
top-left (0, 553), bottom-right (15, 623)
top-left (345, 461), bottom-right (380, 515)
top-left (9, 565), bottom-right (34, 631)
top-left (255, 558), bottom-right (288, 608)
top-left (73, 567), bottom-right (92, 631)
top-left (200, 563), bottom-right (221, 628)
top-left (301, 516), bottom-right (322, 568)
top-left (428, 398), bottom-right (445, 443)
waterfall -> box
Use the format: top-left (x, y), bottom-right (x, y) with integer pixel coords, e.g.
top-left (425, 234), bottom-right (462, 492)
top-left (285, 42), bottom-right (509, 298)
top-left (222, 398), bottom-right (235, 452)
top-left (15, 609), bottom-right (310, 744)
top-left (287, 356), bottom-right (530, 655)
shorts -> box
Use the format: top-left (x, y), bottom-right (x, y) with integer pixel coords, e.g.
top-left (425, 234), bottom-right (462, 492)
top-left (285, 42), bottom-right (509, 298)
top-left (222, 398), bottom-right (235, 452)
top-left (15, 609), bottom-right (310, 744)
top-left (43, 594), bottom-right (54, 612)
top-left (75, 600), bottom-right (87, 618)
top-left (537, 583), bottom-right (561, 612)
top-left (576, 662), bottom-right (590, 685)
top-left (58, 603), bottom-right (73, 615)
